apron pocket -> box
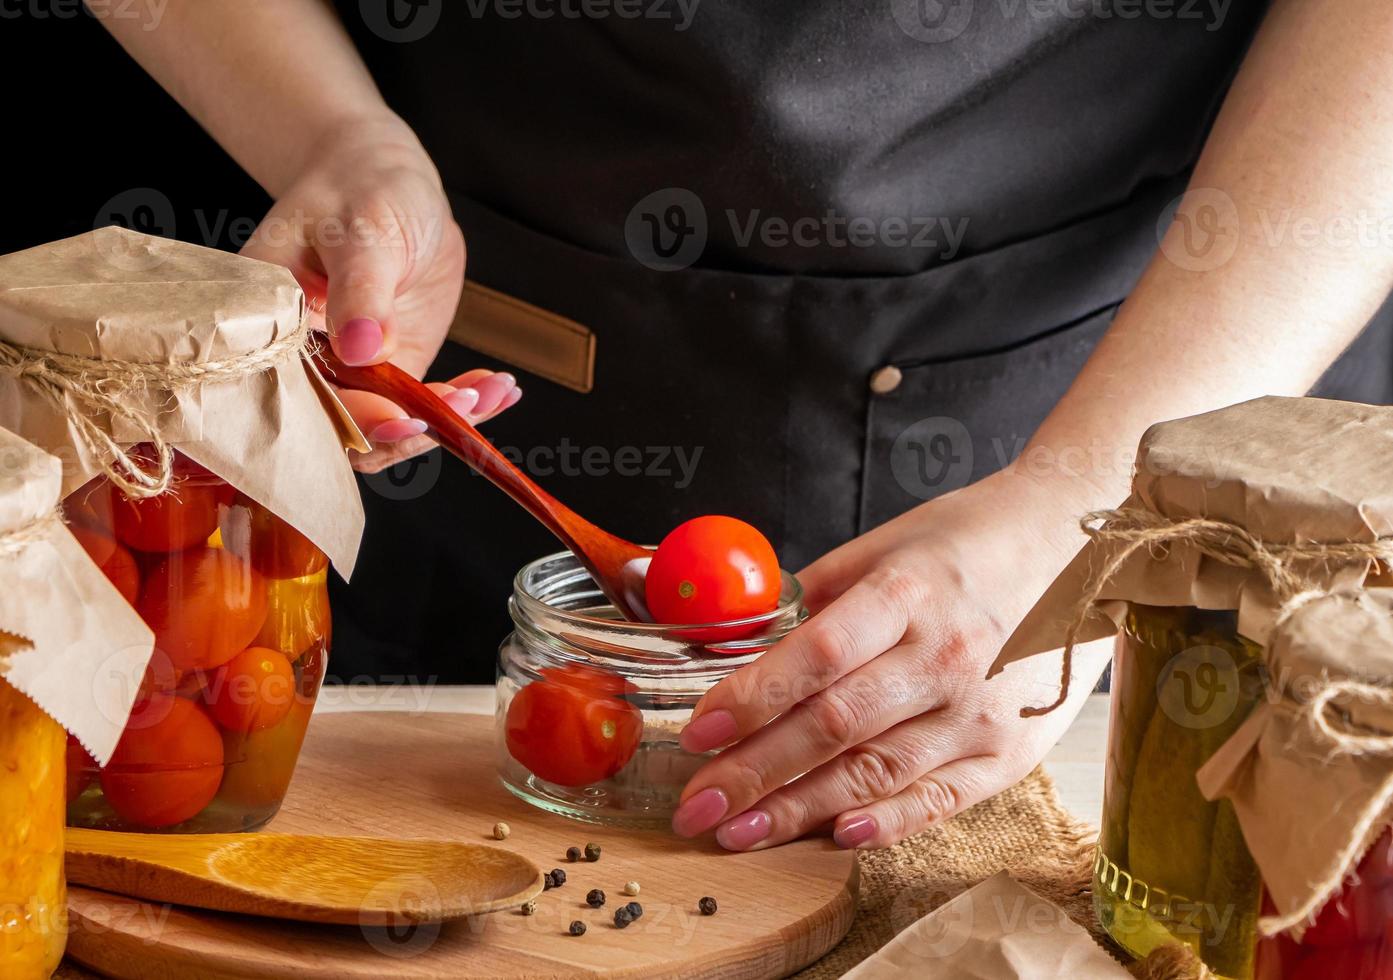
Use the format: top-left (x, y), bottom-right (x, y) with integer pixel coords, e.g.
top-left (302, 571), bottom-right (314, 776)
top-left (859, 301), bottom-right (1120, 532)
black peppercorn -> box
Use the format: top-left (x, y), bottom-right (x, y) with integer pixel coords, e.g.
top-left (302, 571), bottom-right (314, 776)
top-left (566, 846), bottom-right (582, 862)
top-left (550, 868), bottom-right (567, 886)
top-left (543, 872), bottom-right (555, 890)
top-left (586, 889), bottom-right (606, 908)
top-left (584, 842), bottom-right (601, 862)
top-left (614, 906), bottom-right (634, 928)
top-left (699, 896), bottom-right (718, 916)
top-left (569, 920), bottom-right (587, 936)
top-left (625, 901), bottom-right (643, 919)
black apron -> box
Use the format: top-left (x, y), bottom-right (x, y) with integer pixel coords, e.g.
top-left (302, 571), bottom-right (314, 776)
top-left (331, 0), bottom-right (1393, 683)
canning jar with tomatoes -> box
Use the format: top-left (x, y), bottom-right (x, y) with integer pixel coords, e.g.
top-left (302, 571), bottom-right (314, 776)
top-left (63, 453), bottom-right (331, 833)
top-left (497, 548), bottom-right (805, 827)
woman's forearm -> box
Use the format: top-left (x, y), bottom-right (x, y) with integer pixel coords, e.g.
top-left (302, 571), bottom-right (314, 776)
top-left (1025, 0), bottom-right (1393, 508)
top-left (91, 0), bottom-right (413, 195)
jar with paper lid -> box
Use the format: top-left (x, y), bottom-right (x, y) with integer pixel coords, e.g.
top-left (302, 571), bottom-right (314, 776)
top-left (0, 427), bottom-right (153, 978)
top-left (0, 228), bottom-right (365, 833)
top-left (992, 397), bottom-right (1393, 980)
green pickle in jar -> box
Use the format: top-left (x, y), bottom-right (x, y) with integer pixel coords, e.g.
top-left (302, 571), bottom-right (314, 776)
top-left (1095, 604), bottom-right (1267, 979)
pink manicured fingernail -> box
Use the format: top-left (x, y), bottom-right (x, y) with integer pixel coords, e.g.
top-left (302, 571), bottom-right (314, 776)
top-left (681, 710), bottom-right (738, 753)
top-left (716, 810), bottom-right (771, 851)
top-left (834, 815), bottom-right (877, 849)
top-left (495, 372), bottom-right (517, 391)
top-left (337, 318), bottom-right (383, 366)
top-left (368, 418), bottom-right (427, 443)
top-left (443, 387), bottom-right (480, 416)
top-left (671, 787), bottom-right (729, 837)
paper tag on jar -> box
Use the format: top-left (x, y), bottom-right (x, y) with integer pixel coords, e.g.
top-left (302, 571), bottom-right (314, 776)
top-left (0, 427), bottom-right (153, 765)
top-left (0, 227), bottom-right (367, 578)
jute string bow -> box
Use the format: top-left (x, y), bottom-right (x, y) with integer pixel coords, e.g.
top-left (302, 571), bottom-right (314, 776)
top-left (1029, 507), bottom-right (1393, 750)
top-left (0, 319), bottom-right (313, 499)
top-left (0, 510), bottom-right (62, 559)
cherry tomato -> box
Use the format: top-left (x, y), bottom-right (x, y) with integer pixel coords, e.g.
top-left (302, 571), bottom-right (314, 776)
top-left (505, 666), bottom-right (642, 787)
top-left (68, 525), bottom-right (140, 604)
top-left (112, 483), bottom-right (223, 554)
top-left (1302, 834), bottom-right (1393, 947)
top-left (100, 695), bottom-right (224, 828)
top-left (217, 694), bottom-right (314, 810)
top-left (229, 496), bottom-right (328, 580)
top-left (645, 516), bottom-right (781, 627)
top-left (206, 646), bottom-right (296, 734)
top-left (1288, 941), bottom-right (1392, 980)
top-left (137, 547), bottom-right (267, 672)
top-left (254, 572), bottom-right (331, 660)
top-left (66, 734), bottom-right (97, 801)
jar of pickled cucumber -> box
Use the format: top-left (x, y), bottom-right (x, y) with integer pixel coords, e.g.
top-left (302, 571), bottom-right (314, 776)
top-left (1094, 604), bottom-right (1267, 979)
top-left (496, 550), bottom-right (806, 827)
top-left (0, 654), bottom-right (66, 978)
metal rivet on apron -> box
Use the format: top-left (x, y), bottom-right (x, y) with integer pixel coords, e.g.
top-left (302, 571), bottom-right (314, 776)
top-left (869, 365), bottom-right (903, 395)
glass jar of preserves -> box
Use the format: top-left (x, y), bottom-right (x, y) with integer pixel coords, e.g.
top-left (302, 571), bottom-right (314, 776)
top-left (0, 656), bottom-right (66, 978)
top-left (496, 550), bottom-right (806, 827)
top-left (62, 450), bottom-right (330, 833)
top-left (1094, 604), bottom-right (1267, 979)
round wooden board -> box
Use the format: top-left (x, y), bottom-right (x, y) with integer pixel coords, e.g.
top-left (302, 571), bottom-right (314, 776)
top-left (66, 711), bottom-right (857, 979)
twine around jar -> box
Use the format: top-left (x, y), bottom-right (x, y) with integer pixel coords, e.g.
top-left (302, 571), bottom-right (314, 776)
top-left (1025, 507), bottom-right (1393, 740)
top-left (0, 318), bottom-right (313, 499)
top-left (0, 509), bottom-right (63, 559)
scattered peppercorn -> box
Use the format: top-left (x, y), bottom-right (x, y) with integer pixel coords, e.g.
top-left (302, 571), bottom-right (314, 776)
top-left (521, 900), bottom-right (536, 916)
top-left (492, 821), bottom-right (510, 840)
top-left (625, 901), bottom-right (643, 919)
top-left (584, 842), bottom-right (602, 862)
top-left (543, 872), bottom-right (555, 890)
top-left (623, 881), bottom-right (641, 897)
top-left (699, 896), bottom-right (718, 916)
top-left (586, 889), bottom-right (606, 908)
top-left (550, 868), bottom-right (567, 886)
top-left (569, 920), bottom-right (587, 936)
top-left (566, 846), bottom-right (582, 862)
top-left (614, 906), bottom-right (634, 929)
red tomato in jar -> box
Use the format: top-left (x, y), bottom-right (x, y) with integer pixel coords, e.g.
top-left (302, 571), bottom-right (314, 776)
top-left (1287, 941), bottom-right (1392, 980)
top-left (137, 547), bottom-right (267, 672)
top-left (236, 498), bottom-right (328, 580)
top-left (100, 695), bottom-right (225, 828)
top-left (66, 734), bottom-right (97, 801)
top-left (113, 483), bottom-right (223, 553)
top-left (1302, 833), bottom-right (1393, 947)
top-left (505, 666), bottom-right (642, 787)
top-left (206, 646), bottom-right (296, 734)
top-left (68, 525), bottom-right (140, 605)
top-left (645, 516), bottom-right (780, 626)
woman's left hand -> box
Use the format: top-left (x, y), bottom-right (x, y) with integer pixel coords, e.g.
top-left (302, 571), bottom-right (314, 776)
top-left (671, 468), bottom-right (1112, 851)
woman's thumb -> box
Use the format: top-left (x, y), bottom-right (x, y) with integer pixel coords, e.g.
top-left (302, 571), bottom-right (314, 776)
top-left (318, 236), bottom-right (404, 366)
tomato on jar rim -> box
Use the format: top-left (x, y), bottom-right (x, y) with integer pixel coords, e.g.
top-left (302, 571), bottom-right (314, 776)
top-left (136, 547), bottom-right (267, 672)
top-left (505, 666), bottom-right (642, 787)
top-left (100, 694), bottom-right (225, 829)
top-left (206, 646), bottom-right (296, 734)
top-left (645, 515), bottom-right (781, 632)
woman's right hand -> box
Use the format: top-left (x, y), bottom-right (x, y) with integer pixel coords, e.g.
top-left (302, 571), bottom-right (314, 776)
top-left (241, 114), bottom-right (521, 472)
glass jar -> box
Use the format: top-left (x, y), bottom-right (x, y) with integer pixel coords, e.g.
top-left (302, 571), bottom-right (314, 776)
top-left (496, 550), bottom-right (806, 827)
top-left (0, 673), bottom-right (67, 978)
top-left (1095, 603), bottom-right (1268, 979)
top-left (62, 448), bottom-right (328, 833)
top-left (1253, 827), bottom-right (1393, 979)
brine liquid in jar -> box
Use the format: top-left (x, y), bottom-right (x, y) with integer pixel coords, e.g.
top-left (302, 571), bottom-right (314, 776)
top-left (62, 448), bottom-right (330, 833)
top-left (1094, 604), bottom-right (1267, 979)
top-left (0, 674), bottom-right (67, 978)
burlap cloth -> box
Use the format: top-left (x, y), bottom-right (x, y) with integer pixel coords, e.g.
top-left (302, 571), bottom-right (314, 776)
top-left (56, 766), bottom-right (1132, 979)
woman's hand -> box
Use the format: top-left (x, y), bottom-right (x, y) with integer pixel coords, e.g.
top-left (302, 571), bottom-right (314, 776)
top-left (671, 468), bottom-right (1112, 851)
top-left (241, 115), bottom-right (521, 472)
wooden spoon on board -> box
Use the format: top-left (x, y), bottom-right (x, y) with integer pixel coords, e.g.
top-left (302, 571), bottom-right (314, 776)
top-left (64, 827), bottom-right (544, 926)
top-left (312, 346), bottom-right (653, 621)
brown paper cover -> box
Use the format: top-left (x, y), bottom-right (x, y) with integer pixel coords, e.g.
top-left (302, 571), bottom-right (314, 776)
top-left (991, 396), bottom-right (1393, 677)
top-left (0, 227), bottom-right (365, 577)
top-left (0, 427), bottom-right (153, 765)
top-left (1197, 590), bottom-right (1393, 936)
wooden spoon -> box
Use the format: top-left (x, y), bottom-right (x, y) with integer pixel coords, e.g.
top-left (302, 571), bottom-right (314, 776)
top-left (313, 346), bottom-right (653, 620)
top-left (64, 827), bottom-right (544, 926)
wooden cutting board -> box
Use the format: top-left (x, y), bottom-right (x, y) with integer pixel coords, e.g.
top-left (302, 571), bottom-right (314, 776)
top-left (65, 711), bottom-right (858, 979)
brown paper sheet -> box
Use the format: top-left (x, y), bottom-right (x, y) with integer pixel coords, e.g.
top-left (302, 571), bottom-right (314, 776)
top-left (0, 227), bottom-right (365, 577)
top-left (0, 427), bottom-right (153, 765)
top-left (991, 396), bottom-right (1393, 677)
top-left (841, 872), bottom-right (1129, 979)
